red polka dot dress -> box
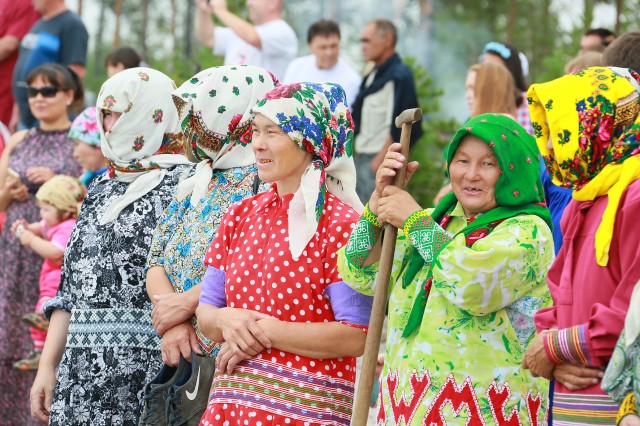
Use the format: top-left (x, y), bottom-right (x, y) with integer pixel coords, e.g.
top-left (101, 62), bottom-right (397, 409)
top-left (199, 184), bottom-right (370, 425)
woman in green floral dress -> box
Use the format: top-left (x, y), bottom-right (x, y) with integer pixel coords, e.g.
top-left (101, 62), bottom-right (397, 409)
top-left (338, 113), bottom-right (554, 425)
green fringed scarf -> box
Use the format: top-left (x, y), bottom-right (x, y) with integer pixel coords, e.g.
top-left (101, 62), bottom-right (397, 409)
top-left (401, 114), bottom-right (553, 337)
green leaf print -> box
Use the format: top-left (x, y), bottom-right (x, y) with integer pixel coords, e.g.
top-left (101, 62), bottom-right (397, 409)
top-left (502, 334), bottom-right (512, 354)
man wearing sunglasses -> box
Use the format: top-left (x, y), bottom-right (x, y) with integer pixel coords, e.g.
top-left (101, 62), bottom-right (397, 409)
top-left (11, 0), bottom-right (88, 130)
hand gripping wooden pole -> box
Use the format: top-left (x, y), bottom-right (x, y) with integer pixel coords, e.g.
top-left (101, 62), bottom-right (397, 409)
top-left (351, 107), bottom-right (422, 426)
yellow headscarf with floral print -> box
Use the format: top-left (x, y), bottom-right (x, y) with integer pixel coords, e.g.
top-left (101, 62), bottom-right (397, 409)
top-left (528, 67), bottom-right (640, 266)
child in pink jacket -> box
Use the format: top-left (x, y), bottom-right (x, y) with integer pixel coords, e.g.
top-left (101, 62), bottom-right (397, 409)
top-left (11, 175), bottom-right (85, 371)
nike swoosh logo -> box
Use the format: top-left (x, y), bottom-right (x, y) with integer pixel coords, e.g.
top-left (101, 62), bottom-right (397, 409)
top-left (186, 366), bottom-right (200, 401)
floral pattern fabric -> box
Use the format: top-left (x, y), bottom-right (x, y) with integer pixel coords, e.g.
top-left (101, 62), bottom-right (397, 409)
top-left (528, 67), bottom-right (640, 267)
top-left (528, 67), bottom-right (640, 191)
top-left (147, 164), bottom-right (265, 354)
top-left (251, 82), bottom-right (363, 259)
top-left (0, 127), bottom-right (81, 425)
top-left (68, 106), bottom-right (101, 147)
top-left (338, 202), bottom-right (554, 425)
top-left (43, 165), bottom-right (189, 425)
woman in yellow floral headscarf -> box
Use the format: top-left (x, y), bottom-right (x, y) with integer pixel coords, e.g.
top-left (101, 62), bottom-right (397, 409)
top-left (522, 67), bottom-right (640, 426)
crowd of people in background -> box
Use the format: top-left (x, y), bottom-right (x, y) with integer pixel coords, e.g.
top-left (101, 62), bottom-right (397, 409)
top-left (1, 0), bottom-right (640, 425)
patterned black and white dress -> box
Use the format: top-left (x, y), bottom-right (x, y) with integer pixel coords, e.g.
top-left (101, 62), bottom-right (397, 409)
top-left (44, 165), bottom-right (190, 425)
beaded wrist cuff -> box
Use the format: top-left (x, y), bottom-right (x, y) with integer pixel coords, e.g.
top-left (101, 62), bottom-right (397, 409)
top-left (345, 215), bottom-right (383, 268)
top-left (363, 203), bottom-right (382, 228)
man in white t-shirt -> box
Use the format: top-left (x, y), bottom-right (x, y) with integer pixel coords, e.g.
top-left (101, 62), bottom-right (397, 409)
top-left (194, 0), bottom-right (297, 79)
top-left (283, 20), bottom-right (361, 107)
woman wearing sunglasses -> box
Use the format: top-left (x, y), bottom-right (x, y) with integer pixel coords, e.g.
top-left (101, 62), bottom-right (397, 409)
top-left (0, 63), bottom-right (82, 422)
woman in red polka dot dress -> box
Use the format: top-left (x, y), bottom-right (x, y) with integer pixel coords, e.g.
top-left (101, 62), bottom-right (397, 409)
top-left (197, 82), bottom-right (372, 426)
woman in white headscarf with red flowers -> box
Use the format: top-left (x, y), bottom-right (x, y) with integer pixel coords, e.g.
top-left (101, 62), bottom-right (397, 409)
top-left (30, 67), bottom-right (192, 425)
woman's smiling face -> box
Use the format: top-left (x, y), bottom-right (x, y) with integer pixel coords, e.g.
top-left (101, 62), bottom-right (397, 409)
top-left (449, 135), bottom-right (501, 217)
top-left (251, 113), bottom-right (312, 196)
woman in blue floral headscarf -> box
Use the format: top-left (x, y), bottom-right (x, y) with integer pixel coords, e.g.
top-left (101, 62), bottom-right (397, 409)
top-left (196, 83), bottom-right (372, 425)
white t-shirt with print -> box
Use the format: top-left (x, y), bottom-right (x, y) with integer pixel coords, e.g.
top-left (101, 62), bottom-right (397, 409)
top-left (283, 54), bottom-right (362, 107)
top-left (214, 19), bottom-right (297, 80)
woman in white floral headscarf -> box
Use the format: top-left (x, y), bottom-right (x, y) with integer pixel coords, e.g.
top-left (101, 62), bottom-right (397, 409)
top-left (30, 68), bottom-right (192, 425)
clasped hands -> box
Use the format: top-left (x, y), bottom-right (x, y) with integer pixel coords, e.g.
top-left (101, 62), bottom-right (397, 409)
top-left (522, 331), bottom-right (604, 391)
top-left (213, 307), bottom-right (275, 374)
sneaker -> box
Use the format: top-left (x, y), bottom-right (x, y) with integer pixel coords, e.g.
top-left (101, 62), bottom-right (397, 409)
top-left (13, 350), bottom-right (42, 372)
top-left (166, 353), bottom-right (216, 426)
top-left (139, 356), bottom-right (191, 425)
top-left (22, 312), bottom-right (49, 331)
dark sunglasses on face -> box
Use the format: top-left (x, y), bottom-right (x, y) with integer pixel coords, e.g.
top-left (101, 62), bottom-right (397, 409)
top-left (25, 85), bottom-right (61, 98)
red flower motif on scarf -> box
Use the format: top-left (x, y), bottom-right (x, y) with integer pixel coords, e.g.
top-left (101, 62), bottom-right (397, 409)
top-left (151, 109), bottom-right (163, 124)
top-left (132, 135), bottom-right (145, 152)
top-left (239, 128), bottom-right (252, 146)
top-left (597, 114), bottom-right (614, 146)
top-left (228, 113), bottom-right (243, 132)
top-left (513, 190), bottom-right (520, 197)
top-left (264, 84), bottom-right (301, 100)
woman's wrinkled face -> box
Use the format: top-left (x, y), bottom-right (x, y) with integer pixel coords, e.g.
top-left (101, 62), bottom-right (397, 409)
top-left (465, 70), bottom-right (477, 115)
top-left (27, 75), bottom-right (73, 123)
top-left (101, 109), bottom-right (122, 133)
top-left (251, 113), bottom-right (313, 196)
top-left (449, 135), bottom-right (500, 217)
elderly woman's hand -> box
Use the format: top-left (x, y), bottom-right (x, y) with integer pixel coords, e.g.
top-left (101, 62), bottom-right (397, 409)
top-left (161, 321), bottom-right (202, 366)
top-left (377, 186), bottom-right (422, 229)
top-left (214, 307), bottom-right (273, 356)
top-left (522, 331), bottom-right (555, 380)
top-left (25, 166), bottom-right (55, 184)
top-left (216, 342), bottom-right (255, 375)
top-left (369, 143), bottom-right (419, 215)
top-left (152, 292), bottom-right (194, 335)
top-left (553, 364), bottom-right (603, 391)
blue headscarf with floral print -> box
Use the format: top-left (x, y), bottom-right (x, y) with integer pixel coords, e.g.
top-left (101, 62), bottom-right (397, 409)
top-left (251, 82), bottom-right (363, 259)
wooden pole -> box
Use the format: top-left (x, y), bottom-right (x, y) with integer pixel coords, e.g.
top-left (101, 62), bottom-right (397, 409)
top-left (351, 107), bottom-right (422, 426)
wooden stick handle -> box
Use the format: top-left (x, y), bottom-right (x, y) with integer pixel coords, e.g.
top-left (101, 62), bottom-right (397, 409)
top-left (350, 108), bottom-right (422, 426)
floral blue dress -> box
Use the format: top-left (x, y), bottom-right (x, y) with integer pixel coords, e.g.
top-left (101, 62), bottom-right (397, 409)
top-left (147, 164), bottom-right (265, 355)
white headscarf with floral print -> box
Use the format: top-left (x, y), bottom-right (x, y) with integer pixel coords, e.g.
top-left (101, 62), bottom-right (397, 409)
top-left (251, 82), bottom-right (363, 260)
top-left (96, 67), bottom-right (192, 224)
top-left (173, 65), bottom-right (279, 206)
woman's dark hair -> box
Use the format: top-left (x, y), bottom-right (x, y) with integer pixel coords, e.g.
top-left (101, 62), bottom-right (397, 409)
top-left (26, 63), bottom-right (85, 113)
top-left (482, 41), bottom-right (528, 94)
top-left (104, 46), bottom-right (142, 69)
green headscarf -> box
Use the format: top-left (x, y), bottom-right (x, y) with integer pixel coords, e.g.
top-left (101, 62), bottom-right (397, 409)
top-left (402, 113), bottom-right (552, 337)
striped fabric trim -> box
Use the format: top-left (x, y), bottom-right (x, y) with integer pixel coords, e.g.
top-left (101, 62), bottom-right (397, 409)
top-left (553, 392), bottom-right (619, 425)
top-left (67, 308), bottom-right (160, 350)
top-left (545, 325), bottom-right (592, 365)
top-left (209, 358), bottom-right (354, 425)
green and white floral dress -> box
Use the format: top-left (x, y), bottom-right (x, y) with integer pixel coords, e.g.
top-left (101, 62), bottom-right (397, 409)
top-left (339, 114), bottom-right (555, 425)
